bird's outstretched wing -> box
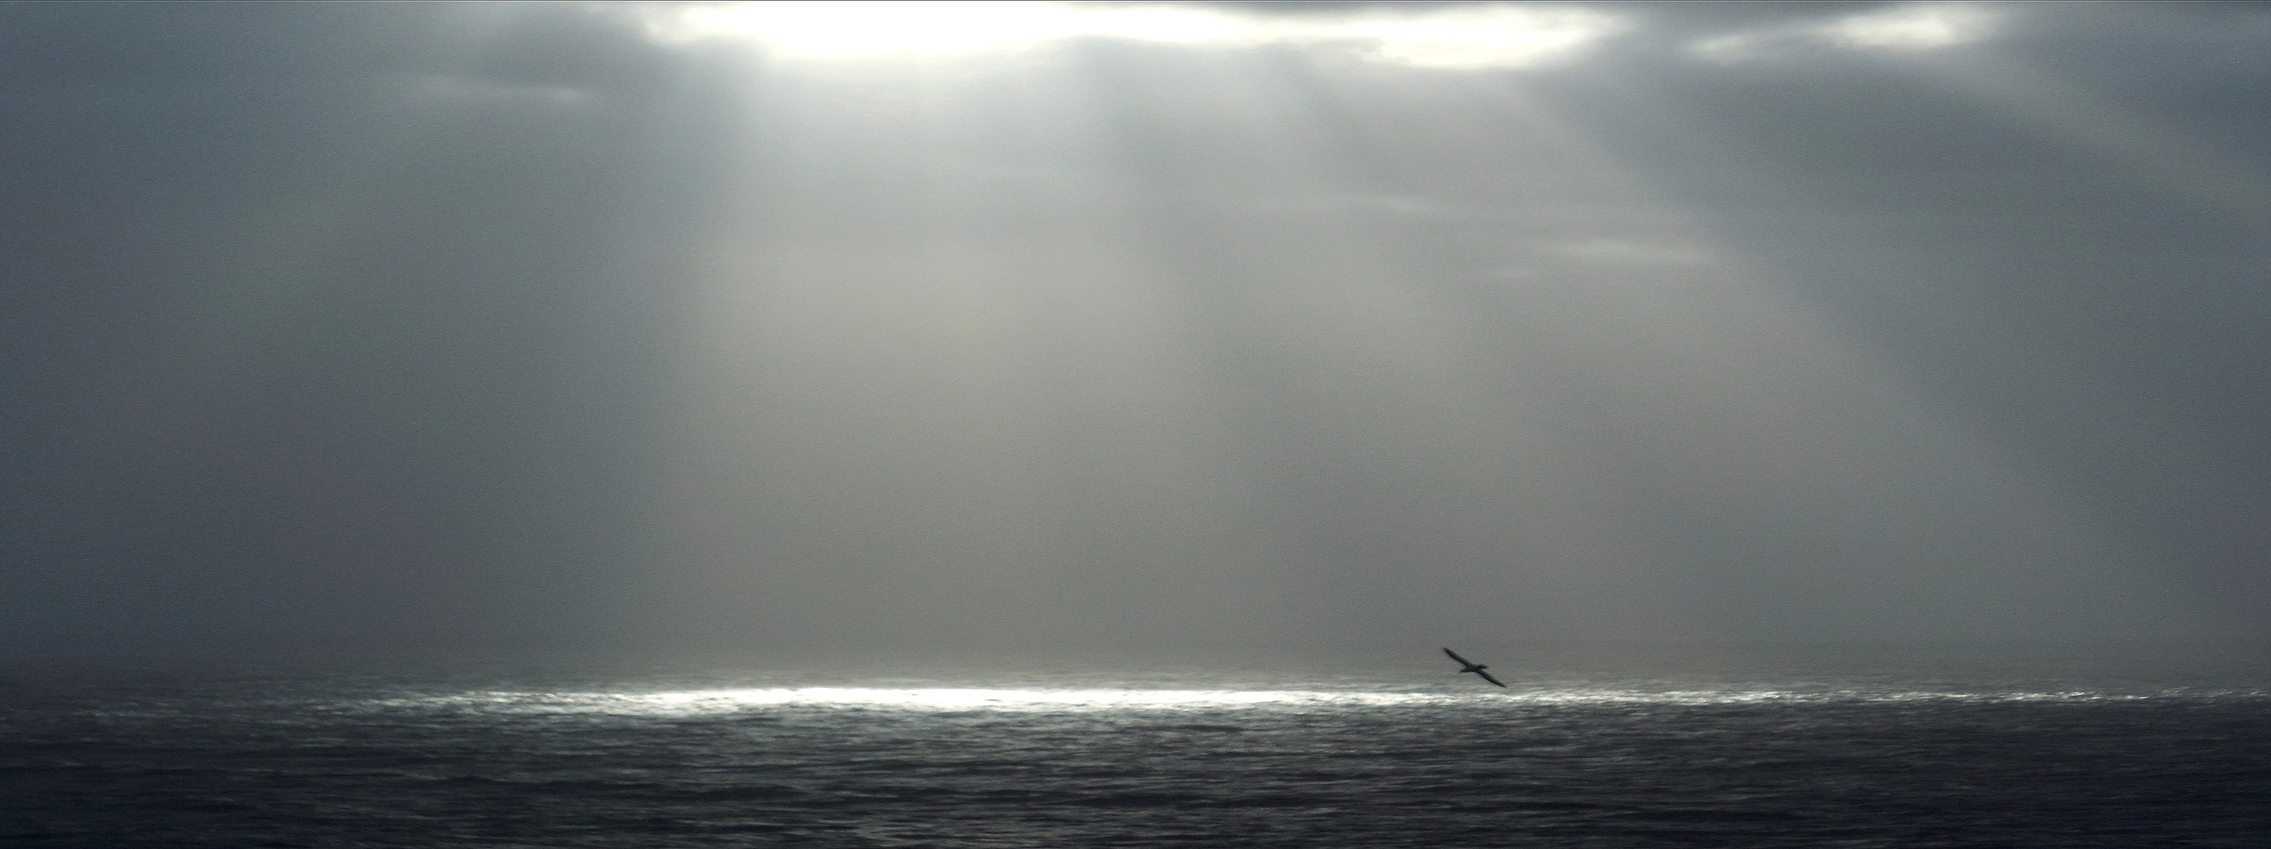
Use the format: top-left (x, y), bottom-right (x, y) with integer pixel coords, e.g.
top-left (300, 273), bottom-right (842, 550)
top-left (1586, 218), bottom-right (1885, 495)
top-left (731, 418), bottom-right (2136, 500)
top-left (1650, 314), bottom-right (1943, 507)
top-left (1443, 647), bottom-right (1474, 666)
top-left (1474, 669), bottom-right (1507, 688)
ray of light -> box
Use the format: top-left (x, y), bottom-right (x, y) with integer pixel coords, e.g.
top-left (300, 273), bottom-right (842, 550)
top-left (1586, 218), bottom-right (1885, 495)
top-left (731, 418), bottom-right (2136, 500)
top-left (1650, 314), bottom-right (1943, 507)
top-left (1686, 3), bottom-right (2267, 214)
top-left (1664, 5), bottom-right (2270, 630)
top-left (1407, 61), bottom-right (2186, 644)
top-left (624, 1), bottom-right (2223, 651)
top-left (1921, 54), bottom-right (2271, 217)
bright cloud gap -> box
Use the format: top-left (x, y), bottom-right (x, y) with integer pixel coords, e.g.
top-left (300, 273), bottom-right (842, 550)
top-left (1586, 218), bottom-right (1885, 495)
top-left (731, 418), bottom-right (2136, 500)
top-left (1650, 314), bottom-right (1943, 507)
top-left (635, 1), bottom-right (1627, 69)
top-left (1693, 3), bottom-right (2000, 63)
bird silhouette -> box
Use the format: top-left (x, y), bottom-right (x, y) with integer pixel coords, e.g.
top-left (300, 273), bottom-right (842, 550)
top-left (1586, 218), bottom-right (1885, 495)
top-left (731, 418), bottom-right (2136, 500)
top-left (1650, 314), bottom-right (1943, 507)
top-left (1443, 647), bottom-right (1506, 688)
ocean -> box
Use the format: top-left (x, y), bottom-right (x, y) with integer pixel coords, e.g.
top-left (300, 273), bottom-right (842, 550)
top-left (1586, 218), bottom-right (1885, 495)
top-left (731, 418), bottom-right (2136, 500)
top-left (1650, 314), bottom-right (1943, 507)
top-left (5, 653), bottom-right (2267, 848)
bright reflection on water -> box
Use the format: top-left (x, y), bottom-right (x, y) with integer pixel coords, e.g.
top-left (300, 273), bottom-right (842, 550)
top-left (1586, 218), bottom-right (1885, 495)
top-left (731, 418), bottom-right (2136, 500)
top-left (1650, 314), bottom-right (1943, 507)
top-left (364, 684), bottom-right (2241, 717)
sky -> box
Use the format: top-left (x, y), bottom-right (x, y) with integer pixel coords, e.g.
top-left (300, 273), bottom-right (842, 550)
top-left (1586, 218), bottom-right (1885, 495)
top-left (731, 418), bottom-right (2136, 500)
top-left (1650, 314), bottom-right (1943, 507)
top-left (4, 1), bottom-right (2267, 665)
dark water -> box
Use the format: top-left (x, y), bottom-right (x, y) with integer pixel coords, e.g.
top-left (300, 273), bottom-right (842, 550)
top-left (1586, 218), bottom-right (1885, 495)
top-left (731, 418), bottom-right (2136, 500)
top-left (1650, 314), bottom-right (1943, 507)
top-left (6, 657), bottom-right (2269, 848)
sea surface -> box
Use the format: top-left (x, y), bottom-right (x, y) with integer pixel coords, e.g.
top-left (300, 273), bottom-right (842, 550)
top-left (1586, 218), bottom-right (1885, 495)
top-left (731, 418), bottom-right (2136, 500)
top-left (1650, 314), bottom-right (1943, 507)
top-left (5, 653), bottom-right (2268, 848)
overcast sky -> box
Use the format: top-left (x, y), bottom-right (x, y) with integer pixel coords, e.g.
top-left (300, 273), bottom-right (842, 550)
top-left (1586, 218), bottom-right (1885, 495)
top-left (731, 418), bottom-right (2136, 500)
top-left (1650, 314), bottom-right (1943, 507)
top-left (5, 2), bottom-right (2267, 664)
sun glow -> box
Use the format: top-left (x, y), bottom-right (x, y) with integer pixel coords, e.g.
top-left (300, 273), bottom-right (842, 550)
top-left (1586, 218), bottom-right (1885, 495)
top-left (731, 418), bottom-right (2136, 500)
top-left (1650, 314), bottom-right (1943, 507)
top-left (637, 1), bottom-right (1624, 69)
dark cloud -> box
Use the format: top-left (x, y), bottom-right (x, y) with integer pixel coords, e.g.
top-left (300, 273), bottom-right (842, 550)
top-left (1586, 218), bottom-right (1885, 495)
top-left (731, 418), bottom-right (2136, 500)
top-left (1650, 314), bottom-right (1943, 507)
top-left (0, 2), bottom-right (671, 92)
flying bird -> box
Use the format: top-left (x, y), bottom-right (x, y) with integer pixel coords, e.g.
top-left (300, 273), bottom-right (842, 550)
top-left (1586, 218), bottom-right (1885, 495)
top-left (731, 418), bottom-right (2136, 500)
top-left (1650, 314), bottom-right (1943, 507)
top-left (1443, 647), bottom-right (1506, 688)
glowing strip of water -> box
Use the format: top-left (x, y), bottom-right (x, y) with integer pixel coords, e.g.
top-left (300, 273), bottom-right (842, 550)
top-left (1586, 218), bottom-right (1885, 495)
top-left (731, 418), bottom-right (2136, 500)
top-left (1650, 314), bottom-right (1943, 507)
top-left (361, 685), bottom-right (2262, 715)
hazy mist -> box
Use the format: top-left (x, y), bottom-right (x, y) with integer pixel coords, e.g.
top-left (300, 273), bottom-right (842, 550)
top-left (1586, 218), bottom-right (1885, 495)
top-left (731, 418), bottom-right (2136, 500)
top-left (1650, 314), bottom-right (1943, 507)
top-left (5, 2), bottom-right (2267, 665)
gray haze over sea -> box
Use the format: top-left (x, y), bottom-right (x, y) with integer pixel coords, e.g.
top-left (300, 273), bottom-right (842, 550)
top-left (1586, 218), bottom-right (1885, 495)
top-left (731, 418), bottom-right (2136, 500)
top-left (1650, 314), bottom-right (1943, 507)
top-left (7, 651), bottom-right (2267, 848)
top-left (10, 1), bottom-right (2271, 665)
